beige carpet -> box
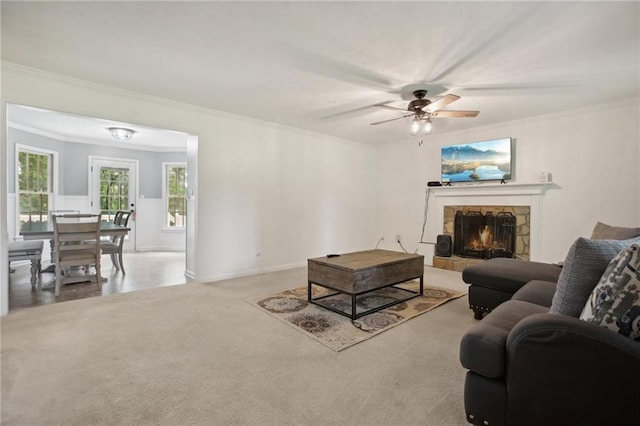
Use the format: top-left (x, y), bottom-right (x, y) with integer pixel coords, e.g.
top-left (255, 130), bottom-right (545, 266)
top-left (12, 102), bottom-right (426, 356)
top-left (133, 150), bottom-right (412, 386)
top-left (1, 266), bottom-right (476, 425)
top-left (251, 281), bottom-right (466, 351)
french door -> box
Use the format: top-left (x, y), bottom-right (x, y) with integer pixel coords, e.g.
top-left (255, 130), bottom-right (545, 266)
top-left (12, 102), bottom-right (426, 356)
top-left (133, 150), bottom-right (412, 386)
top-left (90, 157), bottom-right (137, 251)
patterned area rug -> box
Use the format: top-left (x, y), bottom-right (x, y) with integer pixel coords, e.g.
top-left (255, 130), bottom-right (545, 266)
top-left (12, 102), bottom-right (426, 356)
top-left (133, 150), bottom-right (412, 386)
top-left (249, 281), bottom-right (466, 351)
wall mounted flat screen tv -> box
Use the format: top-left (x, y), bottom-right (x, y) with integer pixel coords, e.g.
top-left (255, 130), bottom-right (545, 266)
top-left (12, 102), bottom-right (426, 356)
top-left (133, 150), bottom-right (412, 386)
top-left (441, 137), bottom-right (513, 183)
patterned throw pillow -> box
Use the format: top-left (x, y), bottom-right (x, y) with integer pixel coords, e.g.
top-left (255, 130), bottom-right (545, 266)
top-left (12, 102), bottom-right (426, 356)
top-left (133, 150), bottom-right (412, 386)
top-left (550, 237), bottom-right (640, 317)
top-left (590, 222), bottom-right (640, 240)
top-left (580, 244), bottom-right (640, 341)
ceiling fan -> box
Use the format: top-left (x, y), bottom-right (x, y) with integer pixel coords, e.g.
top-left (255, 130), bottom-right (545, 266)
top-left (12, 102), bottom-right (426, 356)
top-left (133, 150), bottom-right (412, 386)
top-left (371, 89), bottom-right (479, 135)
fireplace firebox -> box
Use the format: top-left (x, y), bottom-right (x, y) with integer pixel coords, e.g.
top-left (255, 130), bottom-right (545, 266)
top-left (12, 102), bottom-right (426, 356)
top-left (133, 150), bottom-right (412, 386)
top-left (454, 210), bottom-right (516, 259)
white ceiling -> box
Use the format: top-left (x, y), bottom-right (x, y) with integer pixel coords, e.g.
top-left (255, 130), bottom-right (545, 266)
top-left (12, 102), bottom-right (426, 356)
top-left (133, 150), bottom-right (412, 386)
top-left (2, 1), bottom-right (639, 145)
top-left (8, 104), bottom-right (189, 152)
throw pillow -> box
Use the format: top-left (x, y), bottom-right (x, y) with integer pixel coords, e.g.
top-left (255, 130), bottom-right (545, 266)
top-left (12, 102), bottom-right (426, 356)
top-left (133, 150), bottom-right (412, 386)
top-left (580, 244), bottom-right (640, 341)
top-left (590, 222), bottom-right (640, 240)
top-left (550, 236), bottom-right (640, 317)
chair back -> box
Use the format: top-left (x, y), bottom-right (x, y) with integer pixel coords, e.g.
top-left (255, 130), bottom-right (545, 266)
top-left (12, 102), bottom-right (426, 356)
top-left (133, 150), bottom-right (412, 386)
top-left (110, 211), bottom-right (132, 246)
top-left (115, 210), bottom-right (132, 227)
top-left (112, 211), bottom-right (123, 224)
top-left (53, 214), bottom-right (102, 266)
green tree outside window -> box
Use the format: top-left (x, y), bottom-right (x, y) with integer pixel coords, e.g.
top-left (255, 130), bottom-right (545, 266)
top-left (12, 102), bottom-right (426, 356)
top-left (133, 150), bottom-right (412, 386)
top-left (99, 167), bottom-right (129, 222)
top-left (166, 165), bottom-right (187, 227)
top-left (18, 151), bottom-right (50, 225)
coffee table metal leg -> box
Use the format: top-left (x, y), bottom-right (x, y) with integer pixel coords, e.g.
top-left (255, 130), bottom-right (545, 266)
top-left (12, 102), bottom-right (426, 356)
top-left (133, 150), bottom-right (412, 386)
top-left (309, 279), bottom-right (423, 321)
top-left (352, 294), bottom-right (357, 320)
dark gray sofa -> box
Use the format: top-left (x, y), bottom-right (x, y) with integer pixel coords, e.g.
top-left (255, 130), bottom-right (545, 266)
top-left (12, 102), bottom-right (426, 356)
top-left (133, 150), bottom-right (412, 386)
top-left (461, 222), bottom-right (640, 319)
top-left (462, 258), bottom-right (562, 319)
top-left (459, 275), bottom-right (640, 426)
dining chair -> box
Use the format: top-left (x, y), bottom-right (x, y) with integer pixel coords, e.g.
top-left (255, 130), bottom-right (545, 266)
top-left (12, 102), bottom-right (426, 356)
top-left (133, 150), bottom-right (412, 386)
top-left (39, 210), bottom-right (81, 274)
top-left (100, 210), bottom-right (132, 274)
top-left (52, 214), bottom-right (102, 296)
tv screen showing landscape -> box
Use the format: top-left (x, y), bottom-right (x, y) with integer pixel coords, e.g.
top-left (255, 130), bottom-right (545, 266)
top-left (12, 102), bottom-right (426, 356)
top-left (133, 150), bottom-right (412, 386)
top-left (441, 137), bottom-right (512, 183)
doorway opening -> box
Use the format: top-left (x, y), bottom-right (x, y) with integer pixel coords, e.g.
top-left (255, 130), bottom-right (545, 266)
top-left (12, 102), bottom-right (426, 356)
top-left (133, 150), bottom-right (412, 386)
top-left (5, 103), bottom-right (197, 312)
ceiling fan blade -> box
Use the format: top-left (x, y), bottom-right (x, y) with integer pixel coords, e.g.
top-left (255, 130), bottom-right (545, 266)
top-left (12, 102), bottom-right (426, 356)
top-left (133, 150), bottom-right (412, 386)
top-left (322, 105), bottom-right (378, 120)
top-left (370, 114), bottom-right (414, 126)
top-left (425, 94), bottom-right (460, 113)
top-left (374, 104), bottom-right (409, 113)
top-left (282, 45), bottom-right (395, 91)
top-left (430, 110), bottom-right (479, 118)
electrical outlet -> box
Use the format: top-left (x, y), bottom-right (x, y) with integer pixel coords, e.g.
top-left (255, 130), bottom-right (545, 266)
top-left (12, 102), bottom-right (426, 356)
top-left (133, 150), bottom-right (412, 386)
top-left (395, 234), bottom-right (401, 243)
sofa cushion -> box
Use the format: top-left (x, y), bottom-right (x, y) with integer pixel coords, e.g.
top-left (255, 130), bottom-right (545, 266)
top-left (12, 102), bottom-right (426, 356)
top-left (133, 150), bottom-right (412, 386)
top-left (512, 280), bottom-right (557, 307)
top-left (550, 237), bottom-right (640, 317)
top-left (580, 244), bottom-right (640, 341)
top-left (590, 222), bottom-right (640, 240)
top-left (460, 300), bottom-right (548, 379)
top-left (462, 258), bottom-right (562, 294)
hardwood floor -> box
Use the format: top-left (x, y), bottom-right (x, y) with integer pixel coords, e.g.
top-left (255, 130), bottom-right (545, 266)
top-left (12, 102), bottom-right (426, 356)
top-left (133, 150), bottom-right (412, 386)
top-left (8, 251), bottom-right (187, 311)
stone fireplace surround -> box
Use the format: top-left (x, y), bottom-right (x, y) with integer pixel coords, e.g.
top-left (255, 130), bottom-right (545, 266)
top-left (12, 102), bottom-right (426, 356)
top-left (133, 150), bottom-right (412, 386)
top-left (444, 205), bottom-right (530, 260)
top-left (426, 183), bottom-right (549, 270)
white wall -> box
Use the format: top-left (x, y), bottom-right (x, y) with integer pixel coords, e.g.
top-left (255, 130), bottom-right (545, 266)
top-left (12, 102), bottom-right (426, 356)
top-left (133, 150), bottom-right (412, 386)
top-left (375, 98), bottom-right (640, 263)
top-left (136, 198), bottom-right (185, 251)
top-left (1, 63), bottom-right (377, 315)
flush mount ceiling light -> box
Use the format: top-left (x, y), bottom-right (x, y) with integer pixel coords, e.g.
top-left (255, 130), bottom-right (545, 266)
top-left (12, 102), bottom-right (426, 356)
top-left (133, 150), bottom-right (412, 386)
top-left (107, 127), bottom-right (136, 140)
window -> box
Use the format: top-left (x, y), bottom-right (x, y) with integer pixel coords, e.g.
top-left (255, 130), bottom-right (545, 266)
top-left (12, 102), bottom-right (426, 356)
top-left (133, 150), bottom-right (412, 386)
top-left (163, 163), bottom-right (187, 228)
top-left (17, 149), bottom-right (51, 226)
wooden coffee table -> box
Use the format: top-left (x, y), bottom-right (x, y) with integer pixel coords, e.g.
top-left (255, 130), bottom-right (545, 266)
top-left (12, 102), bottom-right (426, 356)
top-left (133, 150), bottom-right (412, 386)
top-left (307, 249), bottom-right (425, 320)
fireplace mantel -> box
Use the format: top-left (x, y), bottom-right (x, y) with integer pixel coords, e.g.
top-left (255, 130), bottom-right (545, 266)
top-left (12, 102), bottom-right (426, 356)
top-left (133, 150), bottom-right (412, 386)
top-left (426, 182), bottom-right (550, 262)
top-left (430, 182), bottom-right (550, 198)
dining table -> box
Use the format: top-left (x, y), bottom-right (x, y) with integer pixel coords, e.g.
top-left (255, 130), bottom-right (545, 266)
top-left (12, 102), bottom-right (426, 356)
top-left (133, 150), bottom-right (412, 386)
top-left (19, 220), bottom-right (130, 280)
top-left (20, 220), bottom-right (130, 241)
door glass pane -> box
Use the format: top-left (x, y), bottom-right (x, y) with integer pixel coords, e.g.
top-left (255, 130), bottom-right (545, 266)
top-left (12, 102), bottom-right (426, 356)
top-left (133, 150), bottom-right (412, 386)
top-left (99, 167), bottom-right (129, 222)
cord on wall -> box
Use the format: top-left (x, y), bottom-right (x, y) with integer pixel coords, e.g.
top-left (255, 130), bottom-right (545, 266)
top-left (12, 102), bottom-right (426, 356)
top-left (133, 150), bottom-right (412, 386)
top-left (419, 186), bottom-right (435, 244)
top-left (375, 237), bottom-right (384, 249)
top-left (397, 239), bottom-right (409, 253)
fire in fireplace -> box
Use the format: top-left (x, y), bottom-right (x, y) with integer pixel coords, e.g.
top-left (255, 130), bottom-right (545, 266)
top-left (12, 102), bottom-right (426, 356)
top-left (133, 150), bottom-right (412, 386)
top-left (454, 210), bottom-right (516, 259)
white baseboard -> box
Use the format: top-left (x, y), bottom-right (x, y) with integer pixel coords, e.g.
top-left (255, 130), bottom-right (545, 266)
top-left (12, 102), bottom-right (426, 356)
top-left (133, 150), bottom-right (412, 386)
top-left (135, 247), bottom-right (186, 252)
top-left (184, 269), bottom-right (196, 280)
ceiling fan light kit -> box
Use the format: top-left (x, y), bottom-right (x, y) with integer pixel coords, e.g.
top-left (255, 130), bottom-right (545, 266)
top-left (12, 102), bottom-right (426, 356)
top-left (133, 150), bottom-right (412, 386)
top-left (410, 115), bottom-right (433, 136)
top-left (372, 88), bottom-right (479, 136)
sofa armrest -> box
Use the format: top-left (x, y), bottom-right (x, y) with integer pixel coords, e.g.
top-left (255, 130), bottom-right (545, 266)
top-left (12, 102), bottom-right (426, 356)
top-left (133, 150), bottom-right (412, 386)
top-left (504, 313), bottom-right (640, 425)
top-left (460, 301), bottom-right (548, 379)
